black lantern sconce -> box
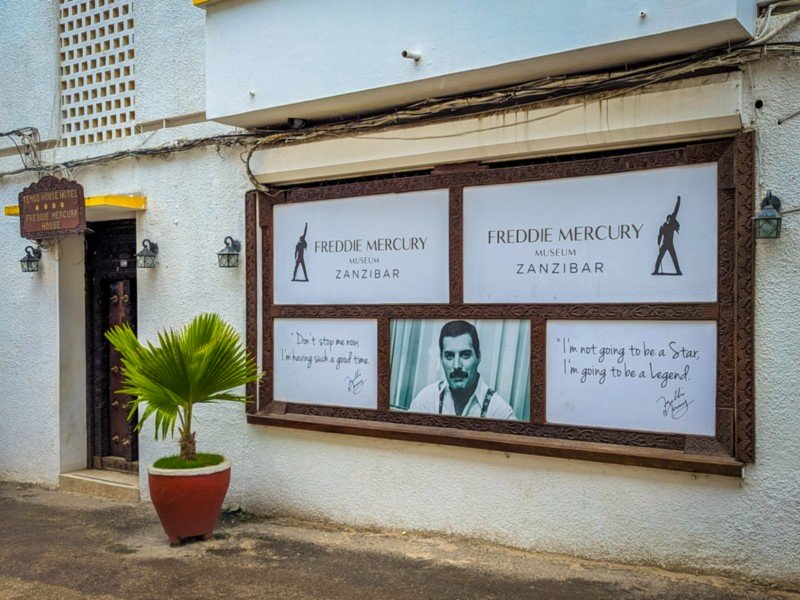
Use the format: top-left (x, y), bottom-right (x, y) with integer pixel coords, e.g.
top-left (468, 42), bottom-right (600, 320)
top-left (135, 239), bottom-right (159, 268)
top-left (217, 236), bottom-right (241, 268)
top-left (754, 191), bottom-right (782, 239)
top-left (20, 245), bottom-right (42, 273)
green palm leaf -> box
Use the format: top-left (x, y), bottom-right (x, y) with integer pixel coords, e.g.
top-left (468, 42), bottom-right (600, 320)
top-left (105, 313), bottom-right (261, 460)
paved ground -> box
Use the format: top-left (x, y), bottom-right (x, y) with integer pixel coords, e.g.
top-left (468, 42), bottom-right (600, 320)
top-left (0, 482), bottom-right (796, 600)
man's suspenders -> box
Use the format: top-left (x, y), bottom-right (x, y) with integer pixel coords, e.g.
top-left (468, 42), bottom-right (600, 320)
top-left (439, 384), bottom-right (495, 417)
top-left (438, 382), bottom-right (447, 414)
top-left (480, 389), bottom-right (494, 418)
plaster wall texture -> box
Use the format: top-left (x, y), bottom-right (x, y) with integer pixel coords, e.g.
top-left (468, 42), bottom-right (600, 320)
top-left (123, 141), bottom-right (254, 486)
top-left (58, 235), bottom-right (87, 473)
top-left (0, 0), bottom-right (60, 144)
top-left (134, 0), bottom-right (206, 123)
top-left (0, 216), bottom-right (60, 487)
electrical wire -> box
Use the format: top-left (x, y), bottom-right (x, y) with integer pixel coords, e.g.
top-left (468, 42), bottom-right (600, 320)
top-left (0, 127), bottom-right (42, 169)
top-left (241, 42), bottom-right (800, 191)
top-left (749, 1), bottom-right (800, 45)
top-left (0, 131), bottom-right (268, 179)
top-left (1, 133), bottom-right (26, 168)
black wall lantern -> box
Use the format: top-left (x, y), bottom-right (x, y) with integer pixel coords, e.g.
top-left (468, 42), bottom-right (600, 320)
top-left (217, 236), bottom-right (241, 268)
top-left (20, 246), bottom-right (42, 272)
top-left (754, 191), bottom-right (782, 239)
top-left (135, 239), bottom-right (159, 268)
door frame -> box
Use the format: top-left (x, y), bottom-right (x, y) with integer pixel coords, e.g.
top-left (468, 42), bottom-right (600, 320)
top-left (84, 219), bottom-right (138, 470)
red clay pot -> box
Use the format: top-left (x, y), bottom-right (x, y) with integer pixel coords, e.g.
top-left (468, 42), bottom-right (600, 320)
top-left (147, 459), bottom-right (231, 545)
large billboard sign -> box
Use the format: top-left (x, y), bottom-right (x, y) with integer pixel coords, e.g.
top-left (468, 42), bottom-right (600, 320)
top-left (273, 189), bottom-right (450, 305)
top-left (463, 164), bottom-right (718, 303)
top-left (546, 320), bottom-right (717, 436)
top-left (255, 139), bottom-right (755, 472)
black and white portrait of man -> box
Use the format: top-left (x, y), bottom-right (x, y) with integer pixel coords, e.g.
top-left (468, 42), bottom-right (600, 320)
top-left (390, 319), bottom-right (530, 420)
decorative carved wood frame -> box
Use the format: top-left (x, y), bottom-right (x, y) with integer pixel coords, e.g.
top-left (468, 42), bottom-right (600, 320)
top-left (245, 133), bottom-right (754, 477)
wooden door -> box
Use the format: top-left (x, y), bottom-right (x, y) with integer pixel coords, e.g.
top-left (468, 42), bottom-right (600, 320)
top-left (85, 219), bottom-right (138, 471)
top-left (107, 280), bottom-right (137, 460)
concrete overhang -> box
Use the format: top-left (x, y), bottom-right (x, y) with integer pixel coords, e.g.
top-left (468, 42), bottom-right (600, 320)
top-left (251, 72), bottom-right (743, 185)
top-left (204, 0), bottom-right (756, 129)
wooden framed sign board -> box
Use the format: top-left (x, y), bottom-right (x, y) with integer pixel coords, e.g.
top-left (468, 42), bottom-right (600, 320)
top-left (19, 176), bottom-right (86, 239)
top-left (245, 134), bottom-right (755, 477)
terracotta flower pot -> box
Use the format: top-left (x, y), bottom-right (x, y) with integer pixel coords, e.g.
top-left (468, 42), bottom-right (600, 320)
top-left (147, 459), bottom-right (231, 545)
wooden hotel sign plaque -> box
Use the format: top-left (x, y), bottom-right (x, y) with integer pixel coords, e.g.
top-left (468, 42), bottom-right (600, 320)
top-left (19, 176), bottom-right (87, 240)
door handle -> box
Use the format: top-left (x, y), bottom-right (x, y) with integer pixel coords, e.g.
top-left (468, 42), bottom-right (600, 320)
top-left (111, 365), bottom-right (120, 373)
top-left (112, 435), bottom-right (120, 444)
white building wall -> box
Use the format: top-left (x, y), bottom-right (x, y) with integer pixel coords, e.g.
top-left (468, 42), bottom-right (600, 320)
top-left (0, 0), bottom-right (60, 142)
top-left (0, 220), bottom-right (60, 487)
top-left (0, 3), bottom-right (61, 483)
top-left (135, 0), bottom-right (206, 122)
top-left (0, 0), bottom-right (798, 588)
top-left (0, 123), bottom-right (245, 484)
top-left (58, 235), bottom-right (87, 473)
top-left (0, 0), bottom-right (233, 483)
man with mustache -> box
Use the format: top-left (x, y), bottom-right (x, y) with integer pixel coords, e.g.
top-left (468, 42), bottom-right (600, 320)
top-left (408, 320), bottom-right (516, 419)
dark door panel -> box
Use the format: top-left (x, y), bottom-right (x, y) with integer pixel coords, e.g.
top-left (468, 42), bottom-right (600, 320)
top-left (85, 220), bottom-right (138, 471)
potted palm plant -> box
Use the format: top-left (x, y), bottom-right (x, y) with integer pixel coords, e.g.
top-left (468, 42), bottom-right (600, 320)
top-left (106, 313), bottom-right (260, 545)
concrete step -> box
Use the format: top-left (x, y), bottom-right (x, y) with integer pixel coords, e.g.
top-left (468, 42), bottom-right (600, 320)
top-left (59, 469), bottom-right (139, 504)
top-left (94, 455), bottom-right (139, 474)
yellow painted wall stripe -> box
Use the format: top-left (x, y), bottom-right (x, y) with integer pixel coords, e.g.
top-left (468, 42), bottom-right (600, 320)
top-left (4, 195), bottom-right (147, 217)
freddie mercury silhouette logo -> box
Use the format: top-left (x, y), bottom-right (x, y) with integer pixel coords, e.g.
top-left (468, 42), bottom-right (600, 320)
top-left (292, 222), bottom-right (309, 282)
top-left (652, 196), bottom-right (682, 276)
